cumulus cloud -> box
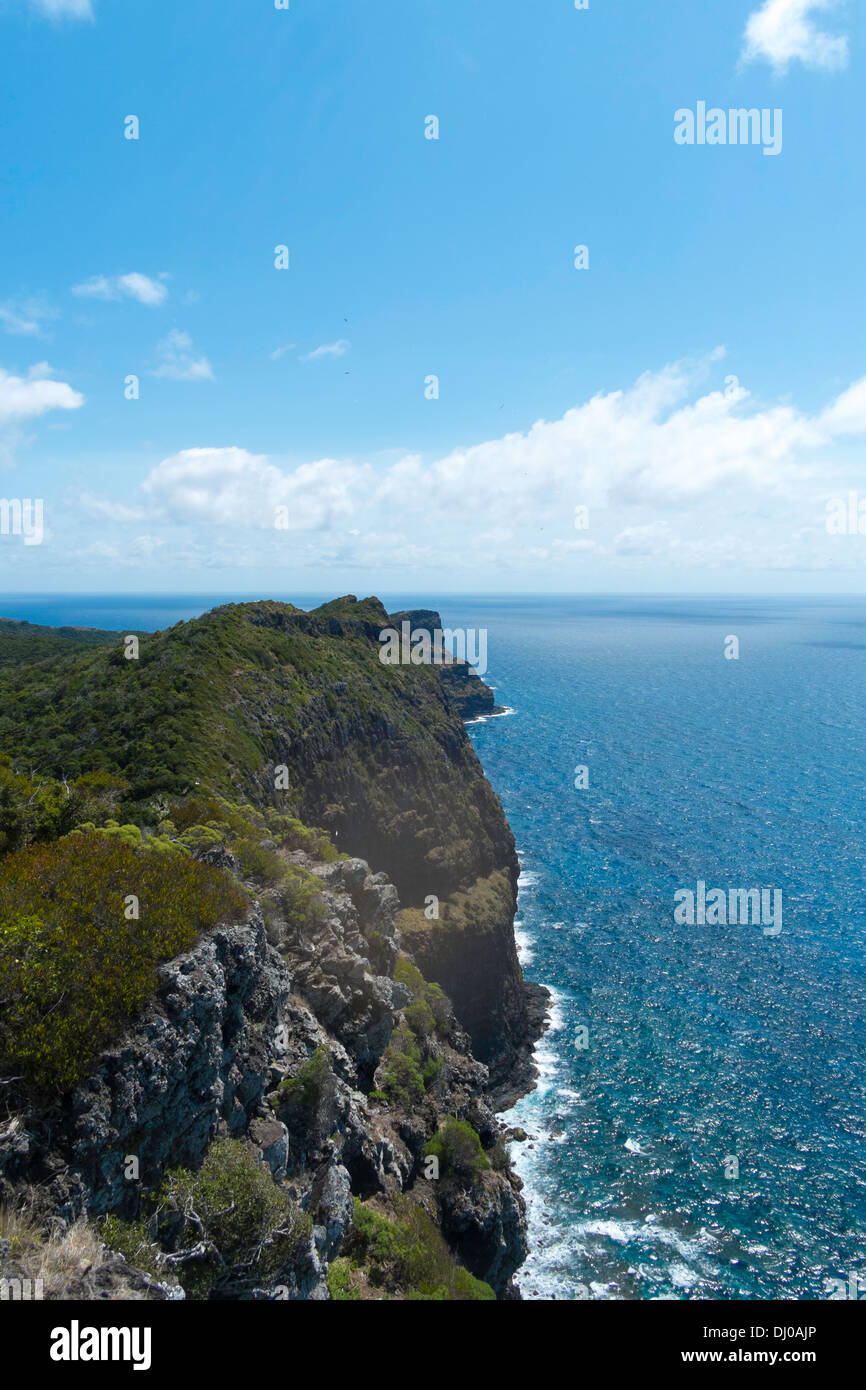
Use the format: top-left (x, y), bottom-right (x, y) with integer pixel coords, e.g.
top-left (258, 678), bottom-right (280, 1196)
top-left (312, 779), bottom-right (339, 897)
top-left (151, 331), bottom-right (214, 382)
top-left (72, 272), bottom-right (168, 307)
top-left (140, 447), bottom-right (366, 530)
top-left (302, 339), bottom-right (351, 361)
top-left (75, 355), bottom-right (866, 578)
top-left (742, 0), bottom-right (849, 73)
top-left (0, 363), bottom-right (84, 424)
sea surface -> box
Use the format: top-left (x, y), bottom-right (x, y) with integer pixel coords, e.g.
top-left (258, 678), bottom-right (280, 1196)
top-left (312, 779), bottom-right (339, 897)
top-left (455, 596), bottom-right (866, 1301)
top-left (2, 592), bottom-right (865, 1300)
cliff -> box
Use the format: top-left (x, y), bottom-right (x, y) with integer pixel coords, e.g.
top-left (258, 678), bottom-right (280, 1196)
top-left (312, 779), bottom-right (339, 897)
top-left (0, 597), bottom-right (548, 1300)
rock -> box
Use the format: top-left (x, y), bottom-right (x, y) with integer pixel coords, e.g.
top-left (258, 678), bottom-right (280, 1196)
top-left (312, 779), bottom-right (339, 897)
top-left (249, 1116), bottom-right (290, 1180)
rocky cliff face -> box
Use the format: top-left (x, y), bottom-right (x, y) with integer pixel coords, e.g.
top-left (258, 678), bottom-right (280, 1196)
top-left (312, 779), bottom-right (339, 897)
top-left (0, 856), bottom-right (529, 1299)
top-left (0, 596), bottom-right (549, 1300)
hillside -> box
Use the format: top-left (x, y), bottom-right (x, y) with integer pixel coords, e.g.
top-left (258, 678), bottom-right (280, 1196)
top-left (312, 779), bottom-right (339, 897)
top-left (0, 595), bottom-right (546, 1301)
top-left (0, 597), bottom-right (535, 1076)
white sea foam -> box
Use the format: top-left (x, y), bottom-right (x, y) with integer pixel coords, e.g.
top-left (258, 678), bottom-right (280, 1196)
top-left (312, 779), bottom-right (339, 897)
top-left (464, 706), bottom-right (515, 726)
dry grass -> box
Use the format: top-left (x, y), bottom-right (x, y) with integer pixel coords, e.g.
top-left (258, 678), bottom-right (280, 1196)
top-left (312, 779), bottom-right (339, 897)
top-left (0, 1206), bottom-right (108, 1298)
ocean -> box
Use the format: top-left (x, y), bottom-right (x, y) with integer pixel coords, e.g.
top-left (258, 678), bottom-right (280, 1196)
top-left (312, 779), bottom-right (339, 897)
top-left (3, 591), bottom-right (864, 1300)
top-left (456, 595), bottom-right (866, 1301)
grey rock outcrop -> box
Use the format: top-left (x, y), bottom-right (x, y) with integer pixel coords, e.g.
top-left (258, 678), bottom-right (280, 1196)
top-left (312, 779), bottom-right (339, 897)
top-left (0, 852), bottom-right (529, 1300)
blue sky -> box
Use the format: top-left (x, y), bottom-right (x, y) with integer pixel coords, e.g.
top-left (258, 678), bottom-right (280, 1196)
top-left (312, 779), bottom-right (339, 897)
top-left (1, 0), bottom-right (866, 594)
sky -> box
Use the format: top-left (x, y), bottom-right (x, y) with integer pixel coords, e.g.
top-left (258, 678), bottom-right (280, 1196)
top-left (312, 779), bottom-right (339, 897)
top-left (1, 0), bottom-right (866, 596)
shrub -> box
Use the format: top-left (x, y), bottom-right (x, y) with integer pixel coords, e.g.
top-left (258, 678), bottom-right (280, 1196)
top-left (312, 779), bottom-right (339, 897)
top-left (270, 1045), bottom-right (331, 1115)
top-left (326, 1256), bottom-right (360, 1301)
top-left (0, 761), bottom-right (68, 854)
top-left (394, 957), bottom-right (425, 996)
top-left (99, 1217), bottom-right (164, 1280)
top-left (404, 998), bottom-right (435, 1042)
top-left (379, 1026), bottom-right (425, 1109)
top-left (234, 837), bottom-right (285, 884)
top-left (177, 823), bottom-right (227, 856)
top-left (270, 1046), bottom-right (336, 1156)
top-left (278, 864), bottom-right (326, 932)
top-left (0, 831), bottom-right (248, 1091)
top-left (347, 1197), bottom-right (494, 1301)
top-left (422, 1119), bottom-right (490, 1183)
top-left (156, 1139), bottom-right (310, 1299)
top-left (394, 956), bottom-right (450, 1034)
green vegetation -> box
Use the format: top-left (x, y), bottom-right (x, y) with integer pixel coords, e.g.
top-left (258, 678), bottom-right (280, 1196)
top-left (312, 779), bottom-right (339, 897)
top-left (326, 1256), bottom-right (361, 1301)
top-left (0, 831), bottom-right (247, 1091)
top-left (398, 869), bottom-right (514, 939)
top-left (269, 1046), bottom-right (336, 1158)
top-left (379, 1025), bottom-right (426, 1108)
top-left (0, 597), bottom-right (508, 902)
top-left (155, 1139), bottom-right (311, 1299)
top-left (0, 760), bottom-right (130, 856)
top-left (394, 956), bottom-right (451, 1033)
top-left (99, 1216), bottom-right (165, 1280)
top-left (345, 1197), bottom-right (494, 1301)
top-left (278, 863), bottom-right (328, 932)
top-left (0, 616), bottom-right (116, 668)
top-left (376, 958), bottom-right (455, 1109)
top-left (270, 1045), bottom-right (331, 1114)
top-left (423, 1119), bottom-right (490, 1183)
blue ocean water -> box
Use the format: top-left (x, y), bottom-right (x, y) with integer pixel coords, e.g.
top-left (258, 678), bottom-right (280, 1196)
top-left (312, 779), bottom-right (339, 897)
top-left (2, 592), bottom-right (864, 1299)
top-left (451, 596), bottom-right (866, 1301)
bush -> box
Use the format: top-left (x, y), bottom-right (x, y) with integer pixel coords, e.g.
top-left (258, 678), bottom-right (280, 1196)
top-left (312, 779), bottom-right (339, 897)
top-left (99, 1216), bottom-right (164, 1281)
top-left (404, 998), bottom-right (435, 1042)
top-left (0, 761), bottom-right (68, 854)
top-left (379, 1026), bottom-right (425, 1109)
top-left (270, 1045), bottom-right (331, 1115)
top-left (177, 823), bottom-right (227, 856)
top-left (0, 831), bottom-right (248, 1091)
top-left (422, 1119), bottom-right (490, 1183)
top-left (270, 1046), bottom-right (336, 1157)
top-left (278, 864), bottom-right (326, 933)
top-left (326, 1256), bottom-right (360, 1301)
top-left (394, 957), bottom-right (425, 996)
top-left (156, 1139), bottom-right (310, 1299)
top-left (394, 956), bottom-right (450, 1033)
top-left (347, 1197), bottom-right (494, 1301)
top-left (234, 837), bottom-right (284, 884)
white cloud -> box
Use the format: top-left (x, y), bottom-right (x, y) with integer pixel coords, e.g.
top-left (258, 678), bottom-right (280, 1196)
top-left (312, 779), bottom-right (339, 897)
top-left (302, 339), bottom-right (351, 361)
top-left (151, 330), bottom-right (214, 382)
top-left (0, 307), bottom-right (40, 337)
top-left (818, 377), bottom-right (866, 434)
top-left (30, 0), bottom-right (94, 18)
top-left (76, 355), bottom-right (866, 579)
top-left (270, 344), bottom-right (296, 360)
top-left (140, 447), bottom-right (366, 530)
top-left (72, 272), bottom-right (168, 306)
top-left (0, 363), bottom-right (84, 424)
top-left (0, 299), bottom-right (56, 337)
top-left (79, 491), bottom-right (146, 523)
top-left (742, 0), bottom-right (849, 73)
